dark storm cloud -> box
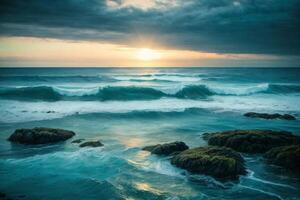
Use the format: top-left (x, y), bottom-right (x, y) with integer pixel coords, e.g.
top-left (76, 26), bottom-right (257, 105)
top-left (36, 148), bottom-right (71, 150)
top-left (0, 0), bottom-right (300, 55)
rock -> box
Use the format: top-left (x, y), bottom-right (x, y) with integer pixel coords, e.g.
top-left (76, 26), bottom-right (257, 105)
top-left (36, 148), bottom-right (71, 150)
top-left (171, 146), bottom-right (246, 180)
top-left (46, 111), bottom-right (55, 113)
top-left (244, 112), bottom-right (296, 120)
top-left (0, 192), bottom-right (6, 198)
top-left (264, 145), bottom-right (300, 173)
top-left (71, 139), bottom-right (85, 143)
top-left (8, 127), bottom-right (75, 145)
top-left (142, 141), bottom-right (189, 155)
top-left (79, 140), bottom-right (103, 148)
top-left (204, 130), bottom-right (300, 153)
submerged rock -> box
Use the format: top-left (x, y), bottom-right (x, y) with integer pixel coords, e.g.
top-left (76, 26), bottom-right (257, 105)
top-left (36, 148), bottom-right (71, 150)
top-left (8, 127), bottom-right (75, 145)
top-left (244, 112), bottom-right (296, 120)
top-left (71, 139), bottom-right (85, 143)
top-left (46, 110), bottom-right (56, 113)
top-left (204, 130), bottom-right (300, 153)
top-left (0, 192), bottom-right (6, 198)
top-left (264, 145), bottom-right (300, 173)
top-left (142, 141), bottom-right (189, 155)
top-left (171, 146), bottom-right (246, 180)
top-left (79, 140), bottom-right (103, 148)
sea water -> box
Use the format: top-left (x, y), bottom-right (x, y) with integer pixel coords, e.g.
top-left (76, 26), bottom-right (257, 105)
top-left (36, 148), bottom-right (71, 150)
top-left (0, 67), bottom-right (300, 200)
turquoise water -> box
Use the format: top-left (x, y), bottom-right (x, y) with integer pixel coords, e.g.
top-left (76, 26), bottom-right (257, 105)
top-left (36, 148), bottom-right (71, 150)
top-left (0, 67), bottom-right (300, 200)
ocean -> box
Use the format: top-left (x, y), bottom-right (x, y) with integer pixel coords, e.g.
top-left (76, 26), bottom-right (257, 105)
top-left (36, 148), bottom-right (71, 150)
top-left (0, 67), bottom-right (300, 200)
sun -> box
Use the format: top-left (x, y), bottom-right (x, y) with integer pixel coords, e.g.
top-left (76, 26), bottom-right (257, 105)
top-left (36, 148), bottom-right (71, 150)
top-left (136, 48), bottom-right (161, 61)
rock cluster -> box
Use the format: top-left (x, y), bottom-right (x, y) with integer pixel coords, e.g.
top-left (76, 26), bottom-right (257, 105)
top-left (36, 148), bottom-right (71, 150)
top-left (142, 141), bottom-right (245, 180)
top-left (204, 130), bottom-right (300, 174)
top-left (6, 126), bottom-right (300, 181)
top-left (142, 129), bottom-right (300, 180)
top-left (7, 127), bottom-right (104, 148)
top-left (204, 130), bottom-right (300, 153)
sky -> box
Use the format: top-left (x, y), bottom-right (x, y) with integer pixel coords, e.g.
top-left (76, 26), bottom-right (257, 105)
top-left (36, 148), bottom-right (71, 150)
top-left (0, 0), bottom-right (300, 67)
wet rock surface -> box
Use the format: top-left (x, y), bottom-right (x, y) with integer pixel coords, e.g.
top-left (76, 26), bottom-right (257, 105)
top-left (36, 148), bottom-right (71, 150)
top-left (171, 146), bottom-right (246, 180)
top-left (142, 141), bottom-right (189, 155)
top-left (264, 145), bottom-right (300, 173)
top-left (204, 130), bottom-right (300, 153)
top-left (8, 127), bottom-right (75, 145)
top-left (79, 140), bottom-right (103, 148)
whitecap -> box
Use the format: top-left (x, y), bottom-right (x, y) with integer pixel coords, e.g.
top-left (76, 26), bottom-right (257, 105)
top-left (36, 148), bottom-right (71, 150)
top-left (1, 93), bottom-right (300, 123)
top-left (207, 83), bottom-right (269, 96)
top-left (52, 86), bottom-right (100, 96)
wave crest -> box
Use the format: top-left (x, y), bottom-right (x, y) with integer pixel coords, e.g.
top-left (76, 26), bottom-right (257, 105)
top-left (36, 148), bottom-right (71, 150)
top-left (208, 83), bottom-right (269, 96)
top-left (92, 86), bottom-right (166, 101)
top-left (1, 83), bottom-right (299, 101)
top-left (0, 86), bottom-right (62, 101)
top-left (175, 85), bottom-right (214, 99)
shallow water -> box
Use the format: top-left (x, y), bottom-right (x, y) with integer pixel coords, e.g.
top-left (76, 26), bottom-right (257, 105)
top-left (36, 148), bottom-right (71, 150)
top-left (0, 67), bottom-right (300, 200)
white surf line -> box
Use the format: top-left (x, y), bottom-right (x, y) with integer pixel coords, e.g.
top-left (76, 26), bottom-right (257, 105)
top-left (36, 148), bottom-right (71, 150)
top-left (246, 170), bottom-right (296, 189)
top-left (239, 185), bottom-right (283, 200)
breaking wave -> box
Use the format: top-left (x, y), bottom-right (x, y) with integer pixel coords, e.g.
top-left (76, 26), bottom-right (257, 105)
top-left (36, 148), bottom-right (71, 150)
top-left (0, 84), bottom-right (299, 101)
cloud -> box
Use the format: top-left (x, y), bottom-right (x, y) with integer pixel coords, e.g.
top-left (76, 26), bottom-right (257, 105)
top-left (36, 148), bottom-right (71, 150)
top-left (0, 0), bottom-right (300, 55)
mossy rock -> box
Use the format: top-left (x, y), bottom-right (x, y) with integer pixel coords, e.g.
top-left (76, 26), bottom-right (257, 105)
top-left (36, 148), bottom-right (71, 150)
top-left (171, 146), bottom-right (246, 180)
top-left (8, 127), bottom-right (75, 145)
top-left (142, 141), bottom-right (189, 155)
top-left (204, 130), bottom-right (300, 153)
top-left (264, 145), bottom-right (300, 173)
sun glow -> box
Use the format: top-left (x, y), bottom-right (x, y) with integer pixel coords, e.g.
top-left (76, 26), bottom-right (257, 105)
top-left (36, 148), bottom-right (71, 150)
top-left (0, 37), bottom-right (281, 67)
top-left (136, 48), bottom-right (161, 61)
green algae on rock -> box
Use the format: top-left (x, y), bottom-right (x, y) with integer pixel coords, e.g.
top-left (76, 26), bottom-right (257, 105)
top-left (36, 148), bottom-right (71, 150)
top-left (264, 145), bottom-right (300, 173)
top-left (171, 146), bottom-right (246, 180)
top-left (204, 130), bottom-right (300, 153)
top-left (8, 127), bottom-right (75, 145)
